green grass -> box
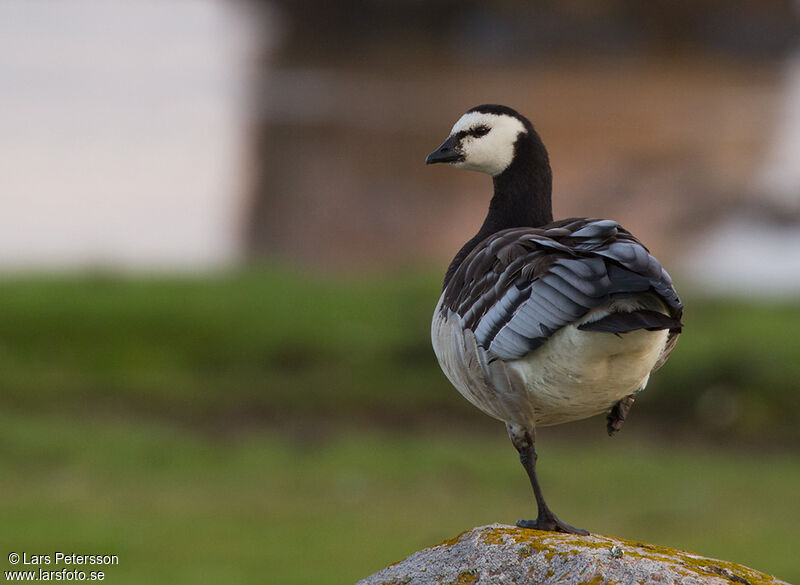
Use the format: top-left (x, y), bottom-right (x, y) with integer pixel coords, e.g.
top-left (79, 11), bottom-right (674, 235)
top-left (0, 412), bottom-right (797, 585)
top-left (0, 269), bottom-right (798, 583)
top-left (0, 269), bottom-right (447, 420)
top-left (0, 269), bottom-right (798, 438)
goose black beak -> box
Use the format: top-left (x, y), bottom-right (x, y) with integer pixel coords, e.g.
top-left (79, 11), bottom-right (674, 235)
top-left (426, 135), bottom-right (463, 164)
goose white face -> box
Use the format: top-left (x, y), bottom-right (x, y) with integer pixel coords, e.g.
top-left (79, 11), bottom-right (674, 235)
top-left (447, 112), bottom-right (527, 176)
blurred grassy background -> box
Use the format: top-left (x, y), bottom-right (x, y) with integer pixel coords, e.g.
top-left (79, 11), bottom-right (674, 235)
top-left (1, 270), bottom-right (798, 439)
top-left (2, 412), bottom-right (798, 585)
top-left (0, 270), bottom-right (798, 583)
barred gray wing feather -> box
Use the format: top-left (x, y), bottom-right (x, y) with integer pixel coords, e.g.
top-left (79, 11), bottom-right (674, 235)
top-left (441, 218), bottom-right (683, 362)
top-left (432, 302), bottom-right (536, 425)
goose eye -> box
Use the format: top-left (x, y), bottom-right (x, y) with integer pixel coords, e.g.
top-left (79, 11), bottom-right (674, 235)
top-left (473, 126), bottom-right (490, 137)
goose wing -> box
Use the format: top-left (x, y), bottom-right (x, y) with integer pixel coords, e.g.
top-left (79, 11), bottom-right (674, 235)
top-left (440, 218), bottom-right (683, 363)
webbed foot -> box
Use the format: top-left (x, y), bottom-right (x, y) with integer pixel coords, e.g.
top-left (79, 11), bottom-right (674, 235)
top-left (516, 515), bottom-right (589, 535)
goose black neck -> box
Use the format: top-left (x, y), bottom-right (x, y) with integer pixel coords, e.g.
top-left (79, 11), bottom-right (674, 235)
top-left (443, 129), bottom-right (553, 288)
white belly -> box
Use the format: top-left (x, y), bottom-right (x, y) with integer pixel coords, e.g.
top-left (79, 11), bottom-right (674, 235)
top-left (506, 323), bottom-right (668, 426)
top-left (431, 296), bottom-right (669, 428)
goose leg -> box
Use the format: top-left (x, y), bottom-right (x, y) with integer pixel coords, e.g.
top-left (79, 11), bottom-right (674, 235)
top-left (607, 392), bottom-right (637, 436)
top-left (506, 423), bottom-right (589, 535)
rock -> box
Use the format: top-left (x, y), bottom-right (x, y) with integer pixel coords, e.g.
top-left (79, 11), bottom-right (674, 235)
top-left (356, 524), bottom-right (790, 585)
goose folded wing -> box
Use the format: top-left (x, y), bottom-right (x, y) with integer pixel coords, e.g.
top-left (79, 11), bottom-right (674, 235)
top-left (445, 220), bottom-right (683, 362)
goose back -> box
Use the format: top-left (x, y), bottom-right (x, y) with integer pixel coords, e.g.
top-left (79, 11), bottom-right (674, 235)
top-left (439, 217), bottom-right (683, 366)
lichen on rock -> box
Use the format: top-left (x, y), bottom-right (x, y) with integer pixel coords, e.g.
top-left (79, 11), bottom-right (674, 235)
top-left (356, 524), bottom-right (791, 585)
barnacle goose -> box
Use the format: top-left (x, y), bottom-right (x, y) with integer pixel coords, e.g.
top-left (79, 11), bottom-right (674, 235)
top-left (427, 105), bottom-right (683, 535)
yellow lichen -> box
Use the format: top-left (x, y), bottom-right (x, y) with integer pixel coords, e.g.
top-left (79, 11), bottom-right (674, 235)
top-left (452, 569), bottom-right (478, 584)
top-left (479, 526), bottom-right (522, 546)
top-left (433, 529), bottom-right (470, 549)
top-left (425, 526), bottom-right (784, 585)
top-left (472, 526), bottom-right (783, 585)
top-left (677, 555), bottom-right (778, 585)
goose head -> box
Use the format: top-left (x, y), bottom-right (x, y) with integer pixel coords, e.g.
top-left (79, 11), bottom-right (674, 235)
top-left (425, 104), bottom-right (532, 176)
